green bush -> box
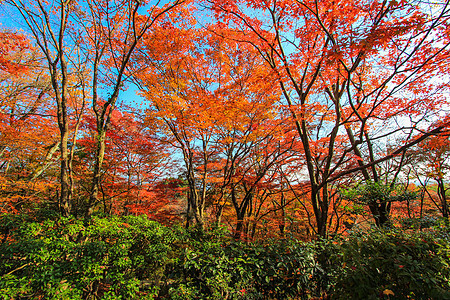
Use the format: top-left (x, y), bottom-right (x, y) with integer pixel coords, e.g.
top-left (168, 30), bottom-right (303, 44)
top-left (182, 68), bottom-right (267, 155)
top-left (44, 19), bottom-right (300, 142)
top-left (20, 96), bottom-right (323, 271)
top-left (167, 226), bottom-right (252, 299)
top-left (168, 229), bottom-right (323, 299)
top-left (0, 214), bottom-right (176, 299)
top-left (325, 228), bottom-right (450, 300)
top-left (1, 213), bottom-right (449, 299)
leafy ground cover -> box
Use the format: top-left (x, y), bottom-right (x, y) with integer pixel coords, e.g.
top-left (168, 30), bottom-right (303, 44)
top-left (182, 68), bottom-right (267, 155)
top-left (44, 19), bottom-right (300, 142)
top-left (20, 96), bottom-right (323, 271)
top-left (1, 213), bottom-right (449, 299)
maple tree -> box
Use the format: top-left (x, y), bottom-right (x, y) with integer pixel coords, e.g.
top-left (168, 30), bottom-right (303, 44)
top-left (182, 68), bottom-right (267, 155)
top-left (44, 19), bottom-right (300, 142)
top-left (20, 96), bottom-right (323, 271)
top-left (409, 132), bottom-right (450, 220)
top-left (0, 30), bottom-right (30, 74)
top-left (213, 124), bottom-right (298, 239)
top-left (0, 32), bottom-right (59, 214)
top-left (74, 0), bottom-right (188, 219)
top-left (5, 0), bottom-right (188, 217)
top-left (5, 0), bottom-right (88, 216)
top-left (207, 0), bottom-right (450, 235)
top-left (135, 25), bottom-right (304, 235)
top-left (75, 106), bottom-right (173, 219)
top-left (134, 26), bottom-right (222, 228)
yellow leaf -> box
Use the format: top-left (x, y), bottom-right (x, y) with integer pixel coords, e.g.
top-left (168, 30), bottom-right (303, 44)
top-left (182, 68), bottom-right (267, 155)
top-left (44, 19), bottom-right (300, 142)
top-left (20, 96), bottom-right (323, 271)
top-left (383, 289), bottom-right (395, 296)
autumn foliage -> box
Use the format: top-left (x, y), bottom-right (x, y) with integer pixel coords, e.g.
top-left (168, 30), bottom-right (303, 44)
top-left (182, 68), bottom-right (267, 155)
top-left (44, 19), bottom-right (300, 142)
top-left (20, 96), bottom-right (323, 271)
top-left (1, 0), bottom-right (450, 298)
top-left (0, 0), bottom-right (449, 238)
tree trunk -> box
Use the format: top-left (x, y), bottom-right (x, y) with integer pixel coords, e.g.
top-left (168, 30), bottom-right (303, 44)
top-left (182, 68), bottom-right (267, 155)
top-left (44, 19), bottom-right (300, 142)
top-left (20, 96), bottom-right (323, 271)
top-left (437, 178), bottom-right (449, 219)
top-left (86, 130), bottom-right (106, 218)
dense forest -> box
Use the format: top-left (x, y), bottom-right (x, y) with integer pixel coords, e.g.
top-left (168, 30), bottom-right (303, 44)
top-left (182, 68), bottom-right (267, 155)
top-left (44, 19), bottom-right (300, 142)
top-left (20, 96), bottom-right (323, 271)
top-left (1, 0), bottom-right (450, 298)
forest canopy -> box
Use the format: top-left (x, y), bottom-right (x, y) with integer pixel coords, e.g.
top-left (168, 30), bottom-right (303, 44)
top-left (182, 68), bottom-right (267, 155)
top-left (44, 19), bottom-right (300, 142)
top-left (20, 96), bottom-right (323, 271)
top-left (1, 0), bottom-right (449, 238)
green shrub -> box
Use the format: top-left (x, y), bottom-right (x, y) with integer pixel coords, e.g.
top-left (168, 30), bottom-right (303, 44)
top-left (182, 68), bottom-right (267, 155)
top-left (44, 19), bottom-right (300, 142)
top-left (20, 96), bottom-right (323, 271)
top-left (0, 214), bottom-right (176, 299)
top-left (325, 228), bottom-right (450, 299)
top-left (169, 229), bottom-right (322, 299)
top-left (1, 213), bottom-right (449, 299)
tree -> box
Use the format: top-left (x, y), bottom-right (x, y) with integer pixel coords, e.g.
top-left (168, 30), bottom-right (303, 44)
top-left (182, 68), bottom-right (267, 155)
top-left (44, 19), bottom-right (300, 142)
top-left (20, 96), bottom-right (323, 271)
top-left (0, 31), bottom-right (61, 214)
top-left (0, 30), bottom-right (30, 74)
top-left (135, 26), bottom-right (300, 234)
top-left (341, 181), bottom-right (416, 227)
top-left (410, 133), bottom-right (450, 220)
top-left (76, 106), bottom-right (171, 218)
top-left (207, 0), bottom-right (450, 236)
top-left (6, 0), bottom-right (81, 216)
top-left (76, 0), bottom-right (187, 219)
top-left (6, 0), bottom-right (188, 217)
